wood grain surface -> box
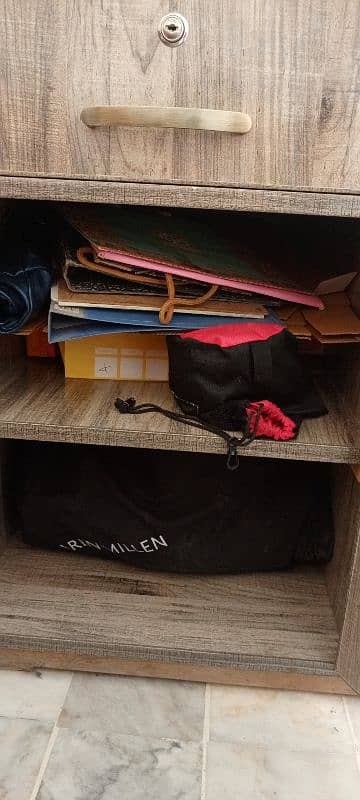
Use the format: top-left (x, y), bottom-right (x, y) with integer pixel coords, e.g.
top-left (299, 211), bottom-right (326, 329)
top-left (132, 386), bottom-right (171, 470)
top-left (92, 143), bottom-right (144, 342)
top-left (0, 539), bottom-right (339, 671)
top-left (0, 1), bottom-right (359, 191)
top-left (0, 0), bottom-right (110, 177)
top-left (0, 443), bottom-right (7, 555)
top-left (0, 360), bottom-right (357, 462)
top-left (0, 649), bottom-right (353, 693)
top-left (336, 476), bottom-right (360, 692)
top-left (325, 467), bottom-right (360, 629)
top-left (1, 176), bottom-right (360, 218)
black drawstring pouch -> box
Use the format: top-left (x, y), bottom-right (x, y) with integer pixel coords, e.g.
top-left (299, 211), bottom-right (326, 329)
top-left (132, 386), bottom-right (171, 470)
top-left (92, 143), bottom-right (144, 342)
top-left (114, 323), bottom-right (327, 469)
top-left (166, 324), bottom-right (327, 427)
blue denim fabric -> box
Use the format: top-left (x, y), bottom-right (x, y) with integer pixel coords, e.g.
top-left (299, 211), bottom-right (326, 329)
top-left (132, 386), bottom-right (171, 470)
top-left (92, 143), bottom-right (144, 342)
top-left (0, 216), bottom-right (53, 333)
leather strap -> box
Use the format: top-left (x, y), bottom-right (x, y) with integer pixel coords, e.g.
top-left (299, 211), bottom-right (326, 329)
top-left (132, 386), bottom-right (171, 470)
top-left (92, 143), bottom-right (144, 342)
top-left (159, 274), bottom-right (218, 324)
top-left (76, 245), bottom-right (219, 324)
top-left (77, 246), bottom-right (165, 288)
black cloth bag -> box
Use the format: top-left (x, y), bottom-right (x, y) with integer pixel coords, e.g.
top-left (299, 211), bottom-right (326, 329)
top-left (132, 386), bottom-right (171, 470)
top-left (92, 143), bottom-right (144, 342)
top-left (167, 325), bottom-right (327, 428)
top-left (13, 441), bottom-right (333, 574)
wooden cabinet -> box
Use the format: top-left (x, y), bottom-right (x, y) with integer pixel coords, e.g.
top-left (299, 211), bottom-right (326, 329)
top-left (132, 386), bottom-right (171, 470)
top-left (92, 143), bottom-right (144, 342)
top-left (0, 2), bottom-right (359, 695)
top-left (1, 0), bottom-right (359, 192)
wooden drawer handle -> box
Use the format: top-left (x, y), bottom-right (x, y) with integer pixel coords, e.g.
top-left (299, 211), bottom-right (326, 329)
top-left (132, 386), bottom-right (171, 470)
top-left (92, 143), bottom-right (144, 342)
top-left (351, 464), bottom-right (360, 483)
top-left (81, 105), bottom-right (252, 134)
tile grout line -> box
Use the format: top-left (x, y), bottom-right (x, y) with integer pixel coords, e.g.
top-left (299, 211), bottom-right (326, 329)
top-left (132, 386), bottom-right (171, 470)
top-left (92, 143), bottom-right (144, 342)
top-left (28, 669), bottom-right (74, 800)
top-left (28, 723), bottom-right (59, 800)
top-left (200, 684), bottom-right (211, 800)
top-left (342, 696), bottom-right (360, 775)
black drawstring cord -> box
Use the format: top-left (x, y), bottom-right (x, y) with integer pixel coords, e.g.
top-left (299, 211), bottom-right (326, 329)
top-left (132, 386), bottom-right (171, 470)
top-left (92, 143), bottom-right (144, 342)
top-left (115, 397), bottom-right (262, 470)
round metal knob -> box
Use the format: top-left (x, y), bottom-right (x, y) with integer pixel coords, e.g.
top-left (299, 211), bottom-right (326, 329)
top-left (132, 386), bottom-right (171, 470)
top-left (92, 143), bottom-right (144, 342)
top-left (158, 13), bottom-right (189, 47)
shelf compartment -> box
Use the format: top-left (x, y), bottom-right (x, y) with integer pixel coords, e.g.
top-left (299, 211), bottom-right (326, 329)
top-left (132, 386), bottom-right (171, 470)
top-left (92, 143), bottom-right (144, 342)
top-left (0, 539), bottom-right (338, 675)
top-left (0, 358), bottom-right (358, 463)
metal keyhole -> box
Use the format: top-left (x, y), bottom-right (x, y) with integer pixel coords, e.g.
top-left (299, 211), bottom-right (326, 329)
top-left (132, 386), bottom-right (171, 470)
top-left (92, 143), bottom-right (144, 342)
top-left (158, 13), bottom-right (189, 47)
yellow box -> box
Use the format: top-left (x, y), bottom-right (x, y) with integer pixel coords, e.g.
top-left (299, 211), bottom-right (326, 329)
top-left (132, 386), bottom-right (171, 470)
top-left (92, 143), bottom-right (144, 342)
top-left (59, 333), bottom-right (169, 381)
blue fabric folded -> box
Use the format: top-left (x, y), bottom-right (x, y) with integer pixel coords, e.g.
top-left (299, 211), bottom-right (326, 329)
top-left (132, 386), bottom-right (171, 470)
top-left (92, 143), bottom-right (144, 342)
top-left (0, 213), bottom-right (53, 333)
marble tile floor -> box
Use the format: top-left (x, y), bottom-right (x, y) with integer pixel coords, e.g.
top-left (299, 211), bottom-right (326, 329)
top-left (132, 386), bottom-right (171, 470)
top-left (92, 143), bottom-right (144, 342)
top-left (0, 669), bottom-right (359, 799)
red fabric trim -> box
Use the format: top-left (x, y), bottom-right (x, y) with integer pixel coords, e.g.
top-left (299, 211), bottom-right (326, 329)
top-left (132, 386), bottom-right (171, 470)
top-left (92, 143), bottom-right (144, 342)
top-left (180, 323), bottom-right (284, 348)
top-left (246, 401), bottom-right (297, 441)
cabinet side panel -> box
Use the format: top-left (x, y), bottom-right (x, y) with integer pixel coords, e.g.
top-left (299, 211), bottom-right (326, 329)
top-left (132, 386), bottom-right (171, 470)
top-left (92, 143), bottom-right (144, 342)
top-left (325, 466), bottom-right (360, 629)
top-left (335, 473), bottom-right (360, 692)
top-left (0, 442), bottom-right (8, 553)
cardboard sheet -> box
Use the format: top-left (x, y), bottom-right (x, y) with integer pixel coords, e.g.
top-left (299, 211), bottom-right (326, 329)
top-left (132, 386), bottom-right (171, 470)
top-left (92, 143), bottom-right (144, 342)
top-left (303, 306), bottom-right (360, 336)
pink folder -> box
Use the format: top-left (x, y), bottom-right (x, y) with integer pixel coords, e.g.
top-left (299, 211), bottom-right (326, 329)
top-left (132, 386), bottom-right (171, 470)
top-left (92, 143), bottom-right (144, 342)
top-left (96, 247), bottom-right (324, 309)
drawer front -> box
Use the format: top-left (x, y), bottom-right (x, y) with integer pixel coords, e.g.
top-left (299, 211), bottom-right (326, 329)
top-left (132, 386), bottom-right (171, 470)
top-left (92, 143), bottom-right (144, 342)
top-left (1, 0), bottom-right (359, 191)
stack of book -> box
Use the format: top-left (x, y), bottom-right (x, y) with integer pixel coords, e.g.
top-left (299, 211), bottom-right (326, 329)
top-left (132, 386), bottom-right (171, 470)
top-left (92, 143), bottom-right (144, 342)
top-left (50, 205), bottom-right (327, 343)
top-left (47, 205), bottom-right (360, 379)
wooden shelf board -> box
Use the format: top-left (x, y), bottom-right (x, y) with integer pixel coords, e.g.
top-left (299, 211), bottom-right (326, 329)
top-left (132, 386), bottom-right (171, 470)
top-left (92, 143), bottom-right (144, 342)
top-left (0, 175), bottom-right (360, 218)
top-left (0, 359), bottom-right (358, 463)
top-left (0, 540), bottom-right (339, 673)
